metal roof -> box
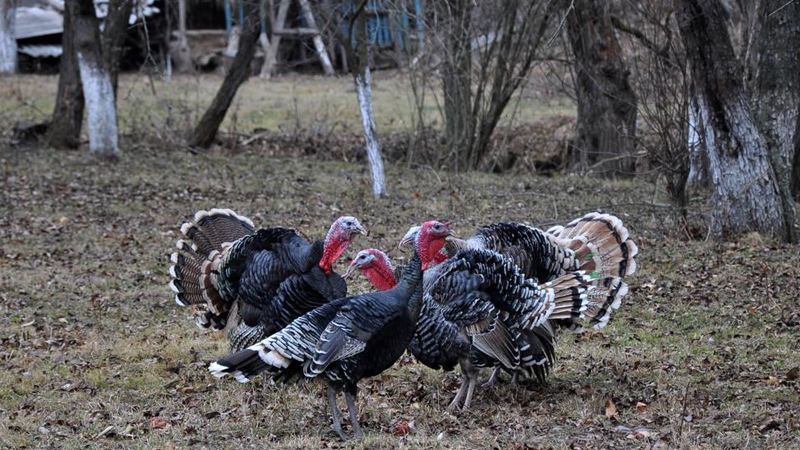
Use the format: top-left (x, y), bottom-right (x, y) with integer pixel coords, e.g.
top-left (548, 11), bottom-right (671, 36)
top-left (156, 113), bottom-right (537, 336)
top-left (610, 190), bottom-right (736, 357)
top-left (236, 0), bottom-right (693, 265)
top-left (14, 7), bottom-right (64, 40)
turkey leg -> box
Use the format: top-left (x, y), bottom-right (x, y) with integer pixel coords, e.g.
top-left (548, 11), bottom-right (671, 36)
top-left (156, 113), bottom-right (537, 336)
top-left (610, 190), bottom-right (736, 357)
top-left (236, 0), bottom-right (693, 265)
top-left (345, 390), bottom-right (364, 439)
top-left (328, 384), bottom-right (347, 440)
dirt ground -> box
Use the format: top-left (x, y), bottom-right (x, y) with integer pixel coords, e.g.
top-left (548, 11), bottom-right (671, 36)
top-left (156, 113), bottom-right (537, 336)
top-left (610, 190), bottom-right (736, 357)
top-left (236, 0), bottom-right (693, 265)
top-left (1, 142), bottom-right (799, 449)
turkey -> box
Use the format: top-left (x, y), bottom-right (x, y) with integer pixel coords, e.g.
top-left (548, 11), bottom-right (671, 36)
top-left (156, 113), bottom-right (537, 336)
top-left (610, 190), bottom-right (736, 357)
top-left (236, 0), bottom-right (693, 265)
top-left (207, 222), bottom-right (446, 440)
top-left (168, 209), bottom-right (367, 351)
top-left (399, 212), bottom-right (638, 331)
top-left (346, 228), bottom-right (599, 410)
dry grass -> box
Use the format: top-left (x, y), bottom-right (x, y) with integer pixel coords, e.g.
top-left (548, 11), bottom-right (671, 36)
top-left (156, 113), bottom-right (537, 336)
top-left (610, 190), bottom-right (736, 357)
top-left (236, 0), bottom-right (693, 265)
top-left (0, 72), bottom-right (573, 137)
top-left (1, 143), bottom-right (799, 449)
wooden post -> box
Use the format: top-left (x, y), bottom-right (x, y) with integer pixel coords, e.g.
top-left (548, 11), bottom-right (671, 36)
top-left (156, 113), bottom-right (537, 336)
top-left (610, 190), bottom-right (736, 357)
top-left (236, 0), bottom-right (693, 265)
top-left (297, 0), bottom-right (334, 75)
top-left (0, 0), bottom-right (17, 74)
top-left (261, 0), bottom-right (290, 78)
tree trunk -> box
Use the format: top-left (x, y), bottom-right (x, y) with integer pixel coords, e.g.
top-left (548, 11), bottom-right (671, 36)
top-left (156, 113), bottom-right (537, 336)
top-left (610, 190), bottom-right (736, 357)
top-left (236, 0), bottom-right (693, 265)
top-left (74, 0), bottom-right (120, 159)
top-left (0, 0), bottom-right (16, 74)
top-left (751, 0), bottom-right (799, 240)
top-left (675, 0), bottom-right (790, 241)
top-left (440, 0), bottom-right (473, 171)
top-left (45, 0), bottom-right (84, 149)
top-left (102, 0), bottom-right (134, 96)
top-left (189, 0), bottom-right (260, 148)
top-left (352, 11), bottom-right (386, 198)
top-left (566, 0), bottom-right (637, 177)
top-left (793, 109), bottom-right (800, 198)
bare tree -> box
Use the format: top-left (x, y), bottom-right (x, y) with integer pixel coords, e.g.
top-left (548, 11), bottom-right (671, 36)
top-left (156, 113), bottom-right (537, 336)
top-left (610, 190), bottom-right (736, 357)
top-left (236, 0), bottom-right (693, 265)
top-left (434, 0), bottom-right (556, 171)
top-left (614, 0), bottom-right (691, 228)
top-left (674, 0), bottom-right (795, 242)
top-left (0, 0), bottom-right (15, 74)
top-left (189, 0), bottom-right (260, 148)
top-left (320, 0), bottom-right (386, 198)
top-left (73, 0), bottom-right (120, 159)
top-left (566, 0), bottom-right (637, 177)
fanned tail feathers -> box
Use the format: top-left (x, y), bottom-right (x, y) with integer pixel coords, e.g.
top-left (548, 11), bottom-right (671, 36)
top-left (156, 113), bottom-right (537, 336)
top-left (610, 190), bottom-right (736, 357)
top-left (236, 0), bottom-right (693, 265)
top-left (553, 213), bottom-right (638, 279)
top-left (169, 209), bottom-right (255, 330)
top-left (549, 213), bottom-right (638, 331)
top-left (522, 271), bottom-right (592, 330)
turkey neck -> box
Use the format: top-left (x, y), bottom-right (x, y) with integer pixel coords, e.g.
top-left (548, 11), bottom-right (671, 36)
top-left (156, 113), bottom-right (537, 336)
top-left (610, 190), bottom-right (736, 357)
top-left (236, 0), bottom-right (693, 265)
top-left (394, 253), bottom-right (424, 320)
top-left (364, 264), bottom-right (397, 291)
top-left (318, 233), bottom-right (349, 275)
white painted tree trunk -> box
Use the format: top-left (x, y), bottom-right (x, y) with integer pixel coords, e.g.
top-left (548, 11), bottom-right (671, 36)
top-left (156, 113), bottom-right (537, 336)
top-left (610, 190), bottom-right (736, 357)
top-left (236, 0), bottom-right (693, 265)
top-left (77, 51), bottom-right (120, 158)
top-left (354, 67), bottom-right (386, 198)
top-left (0, 0), bottom-right (16, 74)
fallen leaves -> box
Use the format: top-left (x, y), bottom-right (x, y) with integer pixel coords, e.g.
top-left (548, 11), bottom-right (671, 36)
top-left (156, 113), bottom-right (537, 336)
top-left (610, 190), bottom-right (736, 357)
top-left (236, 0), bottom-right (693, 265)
top-left (635, 402), bottom-right (648, 413)
top-left (149, 417), bottom-right (168, 429)
top-left (604, 399), bottom-right (617, 419)
top-left (391, 420), bottom-right (413, 436)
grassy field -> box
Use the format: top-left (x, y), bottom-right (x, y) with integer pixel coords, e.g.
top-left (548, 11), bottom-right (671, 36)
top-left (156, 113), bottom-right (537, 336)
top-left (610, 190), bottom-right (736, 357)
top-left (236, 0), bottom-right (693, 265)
top-left (1, 143), bottom-right (799, 449)
top-left (0, 72), bottom-right (573, 137)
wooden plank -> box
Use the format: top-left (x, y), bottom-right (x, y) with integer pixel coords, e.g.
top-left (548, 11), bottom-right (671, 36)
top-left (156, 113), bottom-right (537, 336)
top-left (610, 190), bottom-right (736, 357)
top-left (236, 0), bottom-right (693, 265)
top-left (272, 27), bottom-right (320, 36)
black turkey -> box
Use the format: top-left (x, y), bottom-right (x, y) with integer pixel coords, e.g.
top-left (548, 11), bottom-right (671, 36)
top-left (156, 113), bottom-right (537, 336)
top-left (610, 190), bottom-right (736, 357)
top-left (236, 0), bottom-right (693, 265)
top-left (168, 209), bottom-right (366, 351)
top-left (206, 221), bottom-right (449, 440)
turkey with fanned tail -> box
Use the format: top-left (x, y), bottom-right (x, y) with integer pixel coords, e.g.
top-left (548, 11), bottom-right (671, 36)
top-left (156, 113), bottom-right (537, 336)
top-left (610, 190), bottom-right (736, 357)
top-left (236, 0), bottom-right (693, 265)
top-left (398, 212), bottom-right (638, 333)
top-left (346, 240), bottom-right (596, 410)
top-left (168, 209), bottom-right (366, 351)
top-left (207, 221), bottom-right (448, 440)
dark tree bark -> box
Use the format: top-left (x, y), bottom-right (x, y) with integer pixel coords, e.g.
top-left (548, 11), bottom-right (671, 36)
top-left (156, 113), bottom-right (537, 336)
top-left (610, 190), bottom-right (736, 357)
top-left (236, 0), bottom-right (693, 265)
top-left (440, 0), bottom-right (473, 170)
top-left (751, 0), bottom-right (799, 239)
top-left (793, 110), bottom-right (800, 198)
top-left (102, 0), bottom-right (134, 97)
top-left (675, 0), bottom-right (792, 242)
top-left (566, 0), bottom-right (638, 177)
top-left (45, 0), bottom-right (84, 149)
top-left (189, 0), bottom-right (260, 148)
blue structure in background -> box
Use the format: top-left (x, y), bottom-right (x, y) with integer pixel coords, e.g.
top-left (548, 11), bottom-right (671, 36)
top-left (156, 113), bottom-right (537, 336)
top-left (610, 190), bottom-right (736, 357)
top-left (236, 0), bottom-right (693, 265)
top-left (341, 0), bottom-right (425, 51)
top-left (220, 0), bottom-right (425, 56)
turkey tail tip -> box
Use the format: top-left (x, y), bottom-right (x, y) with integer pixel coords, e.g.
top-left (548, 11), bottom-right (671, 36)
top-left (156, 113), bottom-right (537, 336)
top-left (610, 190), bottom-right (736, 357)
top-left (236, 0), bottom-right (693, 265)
top-left (180, 222), bottom-right (193, 236)
top-left (208, 361), bottom-right (230, 378)
top-left (174, 294), bottom-right (188, 307)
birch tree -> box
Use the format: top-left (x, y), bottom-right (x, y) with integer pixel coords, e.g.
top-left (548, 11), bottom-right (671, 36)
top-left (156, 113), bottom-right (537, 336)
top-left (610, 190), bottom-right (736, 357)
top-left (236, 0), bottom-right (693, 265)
top-left (0, 0), bottom-right (16, 74)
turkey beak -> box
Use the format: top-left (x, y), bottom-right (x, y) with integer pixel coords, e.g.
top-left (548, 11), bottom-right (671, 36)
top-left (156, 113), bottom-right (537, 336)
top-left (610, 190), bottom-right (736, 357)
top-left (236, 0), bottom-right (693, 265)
top-left (398, 235), bottom-right (414, 250)
top-left (343, 262), bottom-right (358, 279)
top-left (357, 225), bottom-right (369, 237)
